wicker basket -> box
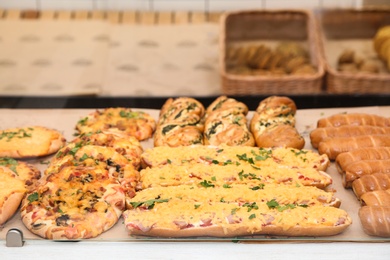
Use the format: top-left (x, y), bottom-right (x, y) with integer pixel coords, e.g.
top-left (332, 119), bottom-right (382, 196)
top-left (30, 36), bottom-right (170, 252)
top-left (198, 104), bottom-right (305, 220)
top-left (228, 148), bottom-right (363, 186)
top-left (220, 10), bottom-right (325, 95)
top-left (318, 8), bottom-right (390, 94)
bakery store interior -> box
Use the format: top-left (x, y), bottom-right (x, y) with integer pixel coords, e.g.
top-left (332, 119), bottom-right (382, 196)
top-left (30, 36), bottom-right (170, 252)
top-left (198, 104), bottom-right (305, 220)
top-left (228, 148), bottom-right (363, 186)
top-left (1, 0), bottom-right (390, 259)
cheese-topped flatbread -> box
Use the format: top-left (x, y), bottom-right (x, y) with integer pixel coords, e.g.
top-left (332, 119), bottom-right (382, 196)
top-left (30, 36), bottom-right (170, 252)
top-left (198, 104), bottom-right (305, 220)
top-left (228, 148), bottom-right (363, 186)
top-left (75, 108), bottom-right (156, 141)
top-left (0, 126), bottom-right (66, 158)
top-left (21, 166), bottom-right (126, 239)
top-left (0, 157), bottom-right (41, 190)
top-left (0, 167), bottom-right (26, 225)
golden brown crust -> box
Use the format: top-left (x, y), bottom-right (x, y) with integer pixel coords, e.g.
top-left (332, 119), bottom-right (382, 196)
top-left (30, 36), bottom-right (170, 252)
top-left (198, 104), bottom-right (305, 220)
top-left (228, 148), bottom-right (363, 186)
top-left (206, 96), bottom-right (248, 116)
top-left (0, 167), bottom-right (27, 225)
top-left (336, 147), bottom-right (390, 174)
top-left (204, 96), bottom-right (254, 147)
top-left (0, 126), bottom-right (66, 158)
top-left (310, 126), bottom-right (390, 149)
top-left (317, 113), bottom-right (390, 128)
top-left (352, 173), bottom-right (390, 199)
top-left (250, 96), bottom-right (303, 149)
top-left (21, 166), bottom-right (126, 240)
top-left (155, 98), bottom-right (205, 147)
top-left (360, 190), bottom-right (390, 207)
top-left (75, 108), bottom-right (156, 141)
top-left (0, 192), bottom-right (24, 225)
top-left (318, 135), bottom-right (390, 160)
top-left (127, 223), bottom-right (350, 238)
top-left (359, 206), bottom-right (390, 237)
top-left (254, 124), bottom-right (305, 149)
top-left (342, 160), bottom-right (390, 188)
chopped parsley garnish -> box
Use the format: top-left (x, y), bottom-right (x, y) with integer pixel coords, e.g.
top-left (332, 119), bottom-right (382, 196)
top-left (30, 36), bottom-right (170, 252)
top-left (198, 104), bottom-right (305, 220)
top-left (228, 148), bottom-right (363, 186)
top-left (250, 184), bottom-right (265, 190)
top-left (236, 153), bottom-right (254, 164)
top-left (199, 180), bottom-right (215, 188)
top-left (194, 204), bottom-right (201, 209)
top-left (249, 214), bottom-right (256, 220)
top-left (0, 128), bottom-right (32, 141)
top-left (0, 157), bottom-right (18, 174)
top-left (119, 110), bottom-right (141, 119)
top-left (77, 117), bottom-right (89, 126)
top-left (27, 192), bottom-right (39, 203)
top-left (223, 184), bottom-right (232, 188)
top-left (231, 208), bottom-right (239, 215)
top-left (266, 199), bottom-right (308, 212)
top-left (242, 202), bottom-right (259, 212)
top-left (129, 198), bottom-right (169, 209)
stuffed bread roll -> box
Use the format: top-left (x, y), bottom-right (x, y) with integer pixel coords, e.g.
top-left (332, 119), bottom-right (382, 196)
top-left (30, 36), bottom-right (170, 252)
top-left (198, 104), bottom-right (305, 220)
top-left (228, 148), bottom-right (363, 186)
top-left (250, 96), bottom-right (304, 149)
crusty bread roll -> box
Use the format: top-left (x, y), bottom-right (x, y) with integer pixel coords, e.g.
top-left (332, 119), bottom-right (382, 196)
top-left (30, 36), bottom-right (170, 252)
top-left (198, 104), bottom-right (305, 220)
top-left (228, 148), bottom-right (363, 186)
top-left (155, 97), bottom-right (205, 147)
top-left (336, 147), bottom-right (390, 174)
top-left (341, 159), bottom-right (390, 188)
top-left (318, 135), bottom-right (390, 160)
top-left (250, 96), bottom-right (304, 149)
top-left (352, 173), bottom-right (390, 199)
top-left (360, 190), bottom-right (390, 207)
top-left (317, 113), bottom-right (390, 128)
top-left (310, 126), bottom-right (390, 149)
top-left (204, 96), bottom-right (254, 146)
top-left (359, 206), bottom-right (390, 237)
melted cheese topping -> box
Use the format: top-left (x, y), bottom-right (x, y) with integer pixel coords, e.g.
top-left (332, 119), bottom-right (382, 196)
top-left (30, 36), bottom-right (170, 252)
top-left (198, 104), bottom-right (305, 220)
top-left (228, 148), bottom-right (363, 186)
top-left (139, 164), bottom-right (332, 189)
top-left (141, 146), bottom-right (329, 171)
top-left (123, 201), bottom-right (350, 234)
top-left (0, 167), bottom-right (26, 207)
top-left (0, 126), bottom-right (65, 157)
top-left (129, 184), bottom-right (337, 209)
top-left (76, 108), bottom-right (156, 141)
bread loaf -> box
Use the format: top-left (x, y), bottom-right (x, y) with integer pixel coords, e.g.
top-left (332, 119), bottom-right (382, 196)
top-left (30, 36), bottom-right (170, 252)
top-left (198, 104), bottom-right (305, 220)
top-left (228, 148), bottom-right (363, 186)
top-left (352, 173), bottom-right (390, 199)
top-left (342, 159), bottom-right (390, 188)
top-left (250, 96), bottom-right (304, 149)
top-left (310, 126), bottom-right (390, 149)
top-left (360, 190), bottom-right (390, 207)
top-left (317, 113), bottom-right (390, 128)
top-left (318, 135), bottom-right (390, 160)
top-left (336, 147), bottom-right (390, 173)
top-left (155, 97), bottom-right (205, 147)
top-left (204, 96), bottom-right (254, 146)
top-left (359, 206), bottom-right (390, 237)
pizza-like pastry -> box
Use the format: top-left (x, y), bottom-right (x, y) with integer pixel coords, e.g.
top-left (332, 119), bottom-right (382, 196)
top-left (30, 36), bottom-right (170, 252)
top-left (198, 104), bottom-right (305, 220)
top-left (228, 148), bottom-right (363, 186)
top-left (0, 166), bottom-right (26, 225)
top-left (0, 157), bottom-right (41, 190)
top-left (47, 144), bottom-right (140, 198)
top-left (0, 126), bottom-right (66, 158)
top-left (75, 108), bottom-right (156, 141)
top-left (70, 132), bottom-right (143, 169)
top-left (20, 166), bottom-right (126, 239)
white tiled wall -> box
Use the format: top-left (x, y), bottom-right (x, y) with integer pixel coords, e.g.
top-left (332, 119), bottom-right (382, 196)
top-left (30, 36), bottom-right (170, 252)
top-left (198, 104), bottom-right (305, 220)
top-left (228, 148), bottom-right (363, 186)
top-left (0, 0), bottom-right (365, 10)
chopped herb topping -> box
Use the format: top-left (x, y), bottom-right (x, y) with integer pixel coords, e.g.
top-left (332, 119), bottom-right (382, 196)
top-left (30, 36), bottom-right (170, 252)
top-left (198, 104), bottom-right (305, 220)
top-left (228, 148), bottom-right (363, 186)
top-left (199, 180), bottom-right (215, 188)
top-left (266, 199), bottom-right (308, 212)
top-left (249, 214), bottom-right (256, 220)
top-left (223, 184), bottom-right (232, 188)
top-left (27, 192), bottom-right (39, 203)
top-left (119, 110), bottom-right (142, 119)
top-left (250, 184), bottom-right (265, 190)
top-left (130, 198), bottom-right (169, 209)
top-left (242, 202), bottom-right (259, 212)
top-left (0, 128), bottom-right (32, 141)
top-left (0, 157), bottom-right (18, 174)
